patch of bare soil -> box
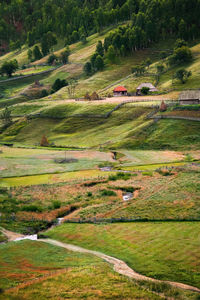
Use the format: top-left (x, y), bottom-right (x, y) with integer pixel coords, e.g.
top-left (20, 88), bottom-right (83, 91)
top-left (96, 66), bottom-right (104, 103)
top-left (0, 228), bottom-right (25, 241)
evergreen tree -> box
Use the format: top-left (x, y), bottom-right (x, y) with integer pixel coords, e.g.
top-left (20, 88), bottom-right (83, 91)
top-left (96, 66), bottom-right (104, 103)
top-left (95, 55), bottom-right (104, 71)
top-left (96, 41), bottom-right (104, 57)
top-left (106, 45), bottom-right (116, 63)
top-left (33, 46), bottom-right (42, 60)
top-left (84, 62), bottom-right (92, 76)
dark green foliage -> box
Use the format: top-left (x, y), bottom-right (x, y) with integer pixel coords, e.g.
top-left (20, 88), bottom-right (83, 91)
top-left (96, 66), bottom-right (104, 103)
top-left (27, 49), bottom-right (33, 61)
top-left (96, 41), bottom-right (104, 57)
top-left (106, 45), bottom-right (116, 63)
top-left (1, 106), bottom-right (12, 126)
top-left (0, 59), bottom-right (18, 77)
top-left (174, 105), bottom-right (200, 111)
top-left (51, 78), bottom-right (68, 93)
top-left (47, 54), bottom-right (57, 65)
top-left (108, 172), bottom-right (132, 181)
top-left (9, 40), bottom-right (21, 51)
top-left (169, 45), bottom-right (192, 65)
top-left (21, 205), bottom-right (43, 212)
top-left (1, 0), bottom-right (199, 53)
top-left (33, 45), bottom-right (42, 60)
top-left (173, 69), bottom-right (192, 84)
top-left (100, 189), bottom-right (117, 196)
top-left (87, 192), bottom-right (93, 197)
top-left (52, 201), bottom-right (61, 209)
top-left (41, 89), bottom-right (48, 98)
top-left (41, 31), bottom-right (57, 56)
top-left (94, 55), bottom-right (104, 71)
top-left (84, 62), bottom-right (92, 76)
top-left (60, 47), bottom-right (70, 64)
top-left (141, 87), bottom-right (149, 95)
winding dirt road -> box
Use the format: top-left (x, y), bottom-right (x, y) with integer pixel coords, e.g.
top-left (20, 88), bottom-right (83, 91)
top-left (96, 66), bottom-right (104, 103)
top-left (39, 238), bottom-right (200, 294)
top-left (2, 228), bottom-right (200, 294)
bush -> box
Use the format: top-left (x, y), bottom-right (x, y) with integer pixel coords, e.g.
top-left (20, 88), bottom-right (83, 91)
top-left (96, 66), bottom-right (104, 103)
top-left (52, 201), bottom-right (61, 209)
top-left (47, 54), bottom-right (57, 65)
top-left (141, 87), bottom-right (150, 95)
top-left (108, 172), bottom-right (132, 181)
top-left (100, 189), bottom-right (117, 196)
top-left (41, 89), bottom-right (48, 98)
top-left (21, 205), bottom-right (42, 212)
top-left (51, 78), bottom-right (68, 93)
top-left (87, 192), bottom-right (93, 197)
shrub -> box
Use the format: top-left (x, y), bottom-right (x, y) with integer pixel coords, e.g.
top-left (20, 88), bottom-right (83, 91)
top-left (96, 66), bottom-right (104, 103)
top-left (87, 192), bottom-right (93, 197)
top-left (141, 87), bottom-right (150, 95)
top-left (100, 189), bottom-right (117, 196)
top-left (108, 172), bottom-right (132, 181)
top-left (52, 201), bottom-right (61, 209)
top-left (51, 78), bottom-right (68, 93)
top-left (47, 54), bottom-right (57, 65)
top-left (21, 205), bottom-right (42, 212)
top-left (41, 89), bottom-right (48, 98)
top-left (108, 175), bottom-right (118, 181)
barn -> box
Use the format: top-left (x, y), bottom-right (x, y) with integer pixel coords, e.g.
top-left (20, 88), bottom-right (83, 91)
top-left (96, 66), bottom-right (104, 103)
top-left (136, 83), bottom-right (158, 95)
top-left (113, 86), bottom-right (128, 96)
top-left (179, 91), bottom-right (200, 105)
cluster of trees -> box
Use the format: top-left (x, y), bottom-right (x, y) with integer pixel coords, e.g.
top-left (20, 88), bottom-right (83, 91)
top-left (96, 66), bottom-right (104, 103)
top-left (47, 47), bottom-right (70, 65)
top-left (1, 0), bottom-right (200, 54)
top-left (28, 45), bottom-right (70, 64)
top-left (84, 41), bottom-right (104, 75)
top-left (1, 107), bottom-right (12, 127)
top-left (0, 59), bottom-right (18, 77)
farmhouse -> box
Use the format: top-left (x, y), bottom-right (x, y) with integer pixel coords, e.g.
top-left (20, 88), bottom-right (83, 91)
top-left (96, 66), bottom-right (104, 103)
top-left (179, 90), bottom-right (200, 105)
top-left (113, 86), bottom-right (128, 96)
top-left (136, 83), bottom-right (158, 95)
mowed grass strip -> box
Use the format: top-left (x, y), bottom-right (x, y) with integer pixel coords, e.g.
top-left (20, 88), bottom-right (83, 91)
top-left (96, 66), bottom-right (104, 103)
top-left (45, 222), bottom-right (200, 288)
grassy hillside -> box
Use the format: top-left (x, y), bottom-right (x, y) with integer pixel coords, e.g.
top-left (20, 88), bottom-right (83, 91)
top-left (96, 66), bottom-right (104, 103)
top-left (45, 222), bottom-right (200, 288)
top-left (0, 105), bottom-right (199, 150)
top-left (0, 240), bottom-right (164, 300)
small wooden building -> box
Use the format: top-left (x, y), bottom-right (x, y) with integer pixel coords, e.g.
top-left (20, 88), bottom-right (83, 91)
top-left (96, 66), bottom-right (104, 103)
top-left (136, 83), bottom-right (158, 95)
top-left (113, 86), bottom-right (128, 96)
top-left (179, 91), bottom-right (200, 105)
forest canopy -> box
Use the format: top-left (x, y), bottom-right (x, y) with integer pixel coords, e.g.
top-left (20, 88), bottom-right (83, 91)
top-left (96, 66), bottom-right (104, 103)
top-left (0, 0), bottom-right (200, 54)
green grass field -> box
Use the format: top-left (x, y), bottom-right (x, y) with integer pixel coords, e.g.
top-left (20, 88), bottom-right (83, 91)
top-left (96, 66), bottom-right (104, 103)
top-left (0, 146), bottom-right (114, 177)
top-left (0, 240), bottom-right (166, 300)
top-left (45, 222), bottom-right (200, 289)
top-left (1, 105), bottom-right (199, 151)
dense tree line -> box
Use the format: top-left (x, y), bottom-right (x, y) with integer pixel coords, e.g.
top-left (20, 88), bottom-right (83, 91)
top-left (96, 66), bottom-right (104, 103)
top-left (0, 0), bottom-right (200, 55)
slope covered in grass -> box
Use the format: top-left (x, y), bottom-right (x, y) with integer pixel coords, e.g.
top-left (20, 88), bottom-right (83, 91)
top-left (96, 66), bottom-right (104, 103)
top-left (45, 222), bottom-right (200, 289)
top-left (1, 104), bottom-right (199, 150)
top-left (0, 240), bottom-right (163, 300)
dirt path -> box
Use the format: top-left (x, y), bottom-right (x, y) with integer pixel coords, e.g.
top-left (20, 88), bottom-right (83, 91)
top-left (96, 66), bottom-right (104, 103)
top-left (39, 238), bottom-right (200, 294)
top-left (0, 227), bottom-right (25, 241)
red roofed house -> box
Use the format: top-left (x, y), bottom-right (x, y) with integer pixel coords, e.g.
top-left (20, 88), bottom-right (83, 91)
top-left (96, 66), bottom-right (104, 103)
top-left (113, 86), bottom-right (128, 96)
